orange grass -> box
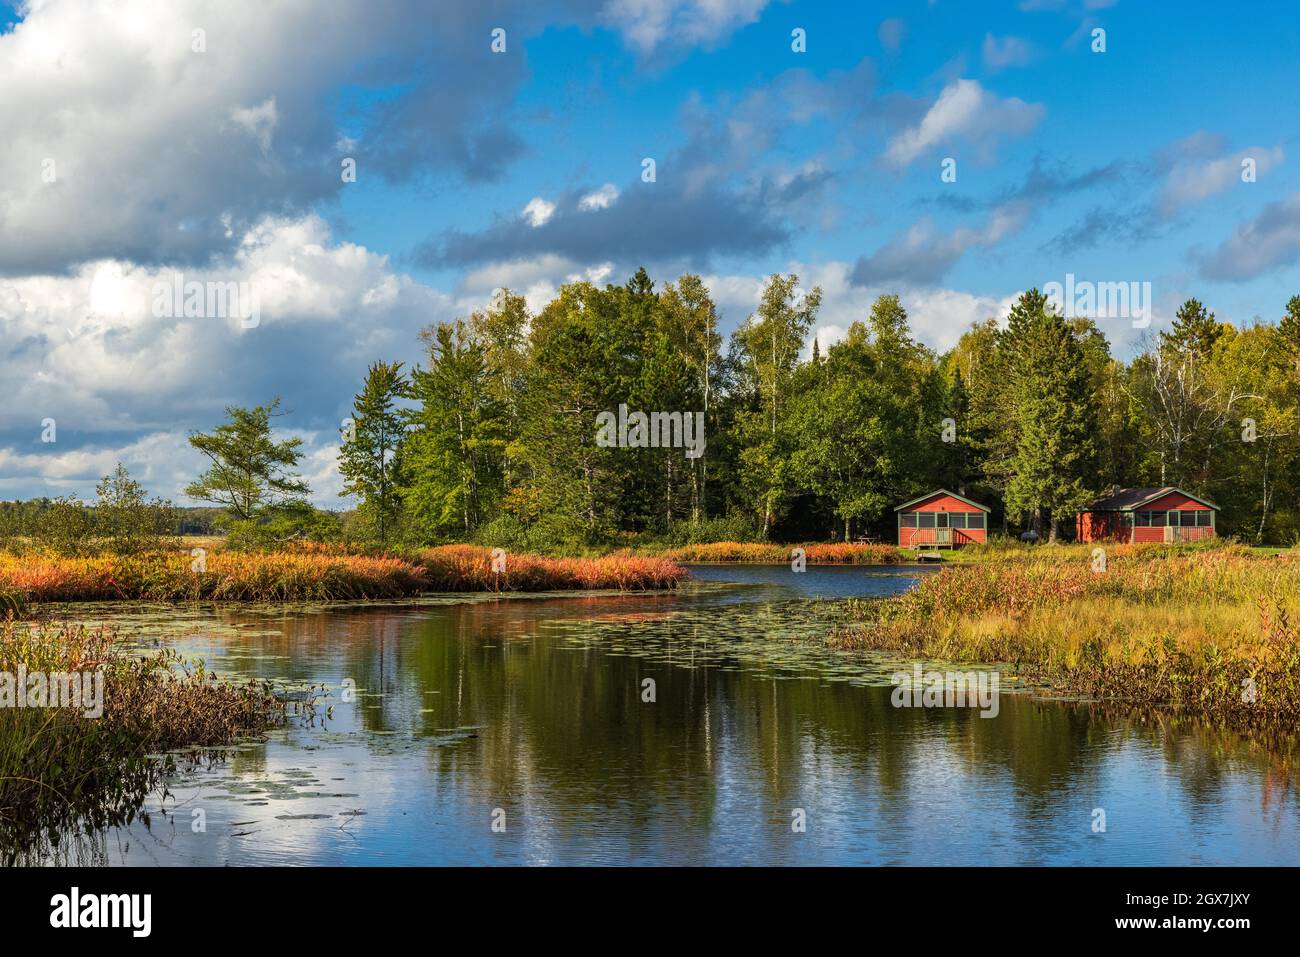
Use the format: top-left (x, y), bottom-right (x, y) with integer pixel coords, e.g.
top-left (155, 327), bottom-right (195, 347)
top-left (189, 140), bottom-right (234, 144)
top-left (0, 551), bottom-right (428, 602)
top-left (419, 545), bottom-right (687, 591)
top-left (0, 546), bottom-right (687, 601)
top-left (656, 540), bottom-right (903, 564)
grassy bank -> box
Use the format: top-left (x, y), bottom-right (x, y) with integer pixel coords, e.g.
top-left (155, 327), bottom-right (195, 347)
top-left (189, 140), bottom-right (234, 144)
top-left (0, 550), bottom-right (429, 603)
top-left (0, 546), bottom-right (688, 602)
top-left (0, 618), bottom-right (284, 847)
top-left (417, 545), bottom-right (687, 591)
top-left (652, 541), bottom-right (903, 564)
top-left (831, 542), bottom-right (1300, 724)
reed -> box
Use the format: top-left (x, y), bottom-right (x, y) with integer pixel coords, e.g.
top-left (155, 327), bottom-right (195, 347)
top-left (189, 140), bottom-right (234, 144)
top-left (656, 541), bottom-right (903, 564)
top-left (832, 543), bottom-right (1300, 724)
top-left (0, 550), bottom-right (428, 602)
top-left (418, 545), bottom-right (687, 591)
top-left (0, 618), bottom-right (284, 849)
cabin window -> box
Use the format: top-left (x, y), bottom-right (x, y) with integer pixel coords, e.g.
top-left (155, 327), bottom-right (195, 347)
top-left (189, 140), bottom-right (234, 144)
top-left (967, 514), bottom-right (985, 530)
top-left (1179, 510), bottom-right (1198, 526)
top-left (1196, 511), bottom-right (1212, 527)
top-left (918, 513), bottom-right (936, 529)
top-left (1148, 511), bottom-right (1167, 527)
top-left (901, 513), bottom-right (917, 528)
top-left (950, 514), bottom-right (967, 529)
top-left (1135, 512), bottom-right (1149, 526)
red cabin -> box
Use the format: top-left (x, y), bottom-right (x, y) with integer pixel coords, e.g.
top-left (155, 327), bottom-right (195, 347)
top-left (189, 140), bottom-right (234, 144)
top-left (1077, 487), bottom-right (1217, 543)
top-left (895, 489), bottom-right (990, 549)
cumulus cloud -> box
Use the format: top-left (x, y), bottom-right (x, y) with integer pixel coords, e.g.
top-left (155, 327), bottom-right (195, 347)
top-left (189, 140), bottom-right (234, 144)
top-left (522, 197), bottom-right (558, 227)
top-left (883, 79), bottom-right (1044, 167)
top-left (0, 215), bottom-right (454, 502)
top-left (702, 261), bottom-right (1019, 354)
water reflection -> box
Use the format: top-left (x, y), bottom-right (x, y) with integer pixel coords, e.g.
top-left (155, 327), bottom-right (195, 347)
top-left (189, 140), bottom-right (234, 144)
top-left (17, 565), bottom-right (1300, 866)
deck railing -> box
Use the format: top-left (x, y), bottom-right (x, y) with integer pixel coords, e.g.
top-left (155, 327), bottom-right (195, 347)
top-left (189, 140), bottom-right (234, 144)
top-left (1164, 525), bottom-right (1213, 542)
top-left (908, 528), bottom-right (975, 547)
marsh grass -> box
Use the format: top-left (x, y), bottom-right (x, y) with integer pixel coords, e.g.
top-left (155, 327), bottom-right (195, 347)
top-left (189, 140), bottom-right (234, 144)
top-left (832, 542), bottom-right (1300, 724)
top-left (0, 550), bottom-right (428, 602)
top-left (0, 617), bottom-right (284, 850)
top-left (418, 545), bottom-right (687, 591)
top-left (655, 541), bottom-right (903, 564)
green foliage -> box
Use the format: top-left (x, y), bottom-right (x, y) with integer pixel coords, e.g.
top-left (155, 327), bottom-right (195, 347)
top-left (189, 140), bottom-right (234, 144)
top-left (1001, 290), bottom-right (1100, 540)
top-left (339, 361), bottom-right (409, 545)
top-left (186, 398), bottom-right (310, 521)
top-left (94, 463), bottom-right (178, 555)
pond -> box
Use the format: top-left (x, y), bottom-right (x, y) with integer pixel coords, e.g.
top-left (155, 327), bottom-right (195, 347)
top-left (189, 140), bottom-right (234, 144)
top-left (19, 563), bottom-right (1300, 865)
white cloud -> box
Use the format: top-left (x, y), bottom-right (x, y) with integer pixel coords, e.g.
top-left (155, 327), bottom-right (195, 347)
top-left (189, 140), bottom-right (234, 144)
top-left (1160, 145), bottom-right (1284, 218)
top-left (601, 0), bottom-right (770, 54)
top-left (884, 79), bottom-right (1044, 167)
top-left (522, 197), bottom-right (557, 227)
top-left (579, 184), bottom-right (620, 210)
top-left (702, 260), bottom-right (1019, 354)
top-left (0, 215), bottom-right (456, 502)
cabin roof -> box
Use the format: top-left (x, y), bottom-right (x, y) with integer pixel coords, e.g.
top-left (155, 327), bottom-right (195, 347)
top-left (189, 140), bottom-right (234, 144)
top-left (893, 489), bottom-right (991, 513)
top-left (1086, 486), bottom-right (1218, 511)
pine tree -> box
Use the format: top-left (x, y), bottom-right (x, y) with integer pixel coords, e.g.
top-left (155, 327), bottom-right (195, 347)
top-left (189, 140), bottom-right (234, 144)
top-left (186, 399), bottom-right (310, 522)
top-left (1280, 295), bottom-right (1300, 373)
top-left (1162, 298), bottom-right (1224, 359)
top-left (1003, 292), bottom-right (1100, 541)
top-left (339, 361), bottom-right (409, 545)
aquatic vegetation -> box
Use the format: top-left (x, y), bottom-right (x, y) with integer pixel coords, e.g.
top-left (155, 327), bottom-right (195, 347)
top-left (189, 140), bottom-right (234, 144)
top-left (418, 545), bottom-right (687, 591)
top-left (832, 544), bottom-right (1300, 724)
top-left (655, 541), bottom-right (903, 565)
top-left (0, 617), bottom-right (284, 852)
top-left (0, 550), bottom-right (428, 602)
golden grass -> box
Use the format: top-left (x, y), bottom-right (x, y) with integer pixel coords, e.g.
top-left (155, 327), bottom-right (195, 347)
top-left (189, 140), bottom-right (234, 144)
top-left (655, 541), bottom-right (903, 564)
top-left (832, 543), bottom-right (1300, 723)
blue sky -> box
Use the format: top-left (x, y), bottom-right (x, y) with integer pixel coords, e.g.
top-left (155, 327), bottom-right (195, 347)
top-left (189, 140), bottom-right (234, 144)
top-left (0, 0), bottom-right (1297, 503)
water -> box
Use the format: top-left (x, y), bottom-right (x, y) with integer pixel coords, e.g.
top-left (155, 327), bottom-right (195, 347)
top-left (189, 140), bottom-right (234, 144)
top-left (23, 564), bottom-right (1300, 865)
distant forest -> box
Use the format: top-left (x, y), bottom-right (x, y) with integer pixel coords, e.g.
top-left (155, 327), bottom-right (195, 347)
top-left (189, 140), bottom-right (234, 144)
top-left (8, 268), bottom-right (1300, 550)
top-left (335, 268), bottom-right (1300, 547)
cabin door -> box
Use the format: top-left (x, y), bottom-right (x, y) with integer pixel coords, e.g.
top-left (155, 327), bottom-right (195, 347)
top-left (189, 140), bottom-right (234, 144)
top-left (935, 512), bottom-right (951, 545)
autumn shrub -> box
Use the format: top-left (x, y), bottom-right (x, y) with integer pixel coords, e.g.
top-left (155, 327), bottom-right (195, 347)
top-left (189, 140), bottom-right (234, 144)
top-left (0, 619), bottom-right (284, 849)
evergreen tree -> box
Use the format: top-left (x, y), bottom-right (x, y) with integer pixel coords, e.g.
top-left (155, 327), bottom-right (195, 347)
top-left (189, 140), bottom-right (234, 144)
top-left (186, 399), bottom-right (310, 522)
top-left (1002, 291), bottom-right (1100, 541)
top-left (404, 322), bottom-right (506, 538)
top-left (339, 361), bottom-right (409, 545)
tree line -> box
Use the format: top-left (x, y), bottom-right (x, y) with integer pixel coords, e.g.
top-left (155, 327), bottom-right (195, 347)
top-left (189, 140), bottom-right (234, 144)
top-left (330, 268), bottom-right (1300, 547)
top-left (7, 268), bottom-right (1299, 552)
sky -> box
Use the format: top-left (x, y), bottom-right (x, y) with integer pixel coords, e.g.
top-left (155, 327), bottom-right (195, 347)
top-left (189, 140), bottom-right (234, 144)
top-left (1, 0), bottom-right (1298, 505)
